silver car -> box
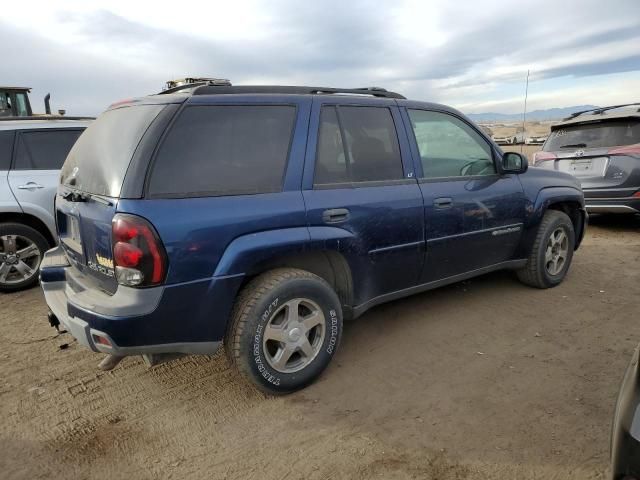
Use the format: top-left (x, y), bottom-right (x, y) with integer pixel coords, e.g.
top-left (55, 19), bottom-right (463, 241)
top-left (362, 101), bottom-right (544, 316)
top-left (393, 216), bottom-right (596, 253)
top-left (0, 117), bottom-right (91, 291)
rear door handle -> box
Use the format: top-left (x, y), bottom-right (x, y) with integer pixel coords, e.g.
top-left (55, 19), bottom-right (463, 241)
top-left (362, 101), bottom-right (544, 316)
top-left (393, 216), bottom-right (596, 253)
top-left (322, 208), bottom-right (350, 224)
top-left (17, 182), bottom-right (45, 190)
top-left (433, 197), bottom-right (453, 208)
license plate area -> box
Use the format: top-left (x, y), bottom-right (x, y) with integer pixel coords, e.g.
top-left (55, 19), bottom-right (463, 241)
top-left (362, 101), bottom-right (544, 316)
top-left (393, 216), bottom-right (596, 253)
top-left (60, 214), bottom-right (83, 255)
top-left (557, 157), bottom-right (608, 177)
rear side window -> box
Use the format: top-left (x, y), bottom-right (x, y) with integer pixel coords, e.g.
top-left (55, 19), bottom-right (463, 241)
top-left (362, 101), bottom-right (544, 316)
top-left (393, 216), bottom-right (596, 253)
top-left (545, 120), bottom-right (640, 151)
top-left (314, 106), bottom-right (403, 185)
top-left (0, 131), bottom-right (14, 170)
top-left (148, 105), bottom-right (296, 197)
top-left (14, 129), bottom-right (82, 170)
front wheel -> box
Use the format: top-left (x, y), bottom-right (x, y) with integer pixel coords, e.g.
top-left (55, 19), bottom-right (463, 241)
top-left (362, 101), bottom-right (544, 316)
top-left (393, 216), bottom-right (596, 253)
top-left (225, 268), bottom-right (343, 394)
top-left (517, 210), bottom-right (575, 289)
top-left (0, 223), bottom-right (49, 292)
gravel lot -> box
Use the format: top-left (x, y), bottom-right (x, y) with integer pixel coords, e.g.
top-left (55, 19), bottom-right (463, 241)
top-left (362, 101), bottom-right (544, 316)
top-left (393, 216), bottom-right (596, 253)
top-left (1, 214), bottom-right (639, 480)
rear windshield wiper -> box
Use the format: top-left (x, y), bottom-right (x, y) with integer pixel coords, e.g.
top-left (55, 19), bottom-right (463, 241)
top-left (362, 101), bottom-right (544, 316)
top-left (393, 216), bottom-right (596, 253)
top-left (61, 190), bottom-right (89, 202)
top-left (61, 189), bottom-right (113, 206)
top-left (559, 143), bottom-right (587, 149)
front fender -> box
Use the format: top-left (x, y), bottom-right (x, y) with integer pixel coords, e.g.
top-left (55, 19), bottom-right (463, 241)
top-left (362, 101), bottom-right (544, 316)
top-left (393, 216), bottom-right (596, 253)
top-left (517, 186), bottom-right (586, 256)
top-left (530, 186), bottom-right (585, 224)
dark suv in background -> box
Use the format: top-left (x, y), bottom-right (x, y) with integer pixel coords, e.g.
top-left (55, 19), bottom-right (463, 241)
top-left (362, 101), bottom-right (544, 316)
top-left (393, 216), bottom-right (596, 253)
top-left (533, 103), bottom-right (640, 214)
top-left (40, 83), bottom-right (586, 394)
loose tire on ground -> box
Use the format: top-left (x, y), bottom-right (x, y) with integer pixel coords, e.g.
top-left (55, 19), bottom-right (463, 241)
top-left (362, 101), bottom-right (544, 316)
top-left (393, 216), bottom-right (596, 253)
top-left (517, 210), bottom-right (575, 289)
top-left (0, 223), bottom-right (50, 292)
top-left (225, 268), bottom-right (343, 394)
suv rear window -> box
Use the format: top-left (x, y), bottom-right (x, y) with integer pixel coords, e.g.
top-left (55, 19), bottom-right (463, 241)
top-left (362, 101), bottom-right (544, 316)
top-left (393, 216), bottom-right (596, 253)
top-left (314, 106), bottom-right (403, 185)
top-left (60, 105), bottom-right (165, 197)
top-left (545, 119), bottom-right (640, 151)
top-left (148, 105), bottom-right (296, 198)
top-left (14, 130), bottom-right (82, 170)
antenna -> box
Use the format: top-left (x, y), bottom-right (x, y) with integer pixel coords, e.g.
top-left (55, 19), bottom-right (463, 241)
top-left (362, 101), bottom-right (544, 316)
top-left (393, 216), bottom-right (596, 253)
top-left (521, 69), bottom-right (529, 154)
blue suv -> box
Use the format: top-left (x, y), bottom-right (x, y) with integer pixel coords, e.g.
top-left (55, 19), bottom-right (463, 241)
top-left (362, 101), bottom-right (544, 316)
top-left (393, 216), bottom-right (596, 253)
top-left (40, 84), bottom-right (587, 394)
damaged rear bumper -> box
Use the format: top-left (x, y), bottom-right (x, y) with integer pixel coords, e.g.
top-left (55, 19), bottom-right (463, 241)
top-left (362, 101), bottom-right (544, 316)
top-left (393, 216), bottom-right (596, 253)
top-left (40, 246), bottom-right (235, 358)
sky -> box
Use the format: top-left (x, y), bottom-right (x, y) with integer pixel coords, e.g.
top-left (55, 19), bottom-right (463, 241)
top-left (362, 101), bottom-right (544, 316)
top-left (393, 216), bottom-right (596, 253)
top-left (3, 0), bottom-right (640, 116)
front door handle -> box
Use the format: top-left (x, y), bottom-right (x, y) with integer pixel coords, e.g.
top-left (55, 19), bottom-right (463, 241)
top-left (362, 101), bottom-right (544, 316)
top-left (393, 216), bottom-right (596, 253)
top-left (433, 197), bottom-right (453, 208)
top-left (17, 182), bottom-right (45, 190)
top-left (322, 208), bottom-right (350, 224)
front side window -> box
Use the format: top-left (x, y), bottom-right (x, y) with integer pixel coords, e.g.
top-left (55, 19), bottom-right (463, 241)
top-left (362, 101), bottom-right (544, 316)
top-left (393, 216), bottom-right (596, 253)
top-left (15, 93), bottom-right (29, 116)
top-left (14, 129), bottom-right (82, 170)
top-left (148, 105), bottom-right (296, 197)
top-left (0, 92), bottom-right (12, 117)
top-left (314, 106), bottom-right (404, 185)
top-left (408, 110), bottom-right (495, 178)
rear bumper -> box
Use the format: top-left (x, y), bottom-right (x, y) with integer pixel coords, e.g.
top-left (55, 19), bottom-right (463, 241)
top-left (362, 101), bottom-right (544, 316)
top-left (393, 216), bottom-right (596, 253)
top-left (611, 345), bottom-right (640, 479)
top-left (40, 246), bottom-right (244, 357)
top-left (584, 191), bottom-right (640, 214)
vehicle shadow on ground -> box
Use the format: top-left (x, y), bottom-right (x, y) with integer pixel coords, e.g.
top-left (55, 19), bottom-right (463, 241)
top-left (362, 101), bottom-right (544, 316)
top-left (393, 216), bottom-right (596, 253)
top-left (588, 213), bottom-right (640, 230)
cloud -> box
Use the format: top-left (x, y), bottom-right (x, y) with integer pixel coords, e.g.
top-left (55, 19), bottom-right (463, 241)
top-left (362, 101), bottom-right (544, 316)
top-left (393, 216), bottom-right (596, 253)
top-left (3, 0), bottom-right (640, 115)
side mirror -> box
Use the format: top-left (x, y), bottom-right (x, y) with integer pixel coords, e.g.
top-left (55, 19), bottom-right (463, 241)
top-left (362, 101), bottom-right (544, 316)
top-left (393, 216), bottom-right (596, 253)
top-left (501, 152), bottom-right (528, 174)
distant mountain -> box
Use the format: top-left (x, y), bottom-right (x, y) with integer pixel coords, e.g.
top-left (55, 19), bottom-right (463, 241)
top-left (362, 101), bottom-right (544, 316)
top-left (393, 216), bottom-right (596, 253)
top-left (466, 105), bottom-right (599, 123)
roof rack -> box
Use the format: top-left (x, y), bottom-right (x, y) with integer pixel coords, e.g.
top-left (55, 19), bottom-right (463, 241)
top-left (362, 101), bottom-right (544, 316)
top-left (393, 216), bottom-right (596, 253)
top-left (0, 115), bottom-right (94, 121)
top-left (189, 85), bottom-right (406, 99)
top-left (161, 78), bottom-right (232, 95)
top-left (564, 102), bottom-right (640, 120)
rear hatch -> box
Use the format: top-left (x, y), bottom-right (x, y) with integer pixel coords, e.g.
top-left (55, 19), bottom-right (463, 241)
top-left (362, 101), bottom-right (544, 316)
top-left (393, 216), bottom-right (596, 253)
top-left (534, 118), bottom-right (640, 194)
top-left (56, 102), bottom-right (169, 294)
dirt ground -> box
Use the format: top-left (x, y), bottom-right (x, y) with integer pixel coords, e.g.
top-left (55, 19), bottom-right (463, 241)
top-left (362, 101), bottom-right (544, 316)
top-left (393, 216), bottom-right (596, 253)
top-left (1, 215), bottom-right (639, 480)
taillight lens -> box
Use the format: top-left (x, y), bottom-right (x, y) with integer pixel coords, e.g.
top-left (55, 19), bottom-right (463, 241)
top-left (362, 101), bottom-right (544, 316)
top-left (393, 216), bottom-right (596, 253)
top-left (532, 151), bottom-right (557, 165)
top-left (608, 143), bottom-right (640, 158)
top-left (112, 214), bottom-right (167, 287)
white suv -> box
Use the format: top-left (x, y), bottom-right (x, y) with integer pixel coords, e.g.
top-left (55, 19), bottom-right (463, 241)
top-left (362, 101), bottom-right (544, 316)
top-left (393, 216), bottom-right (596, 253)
top-left (0, 117), bottom-right (91, 291)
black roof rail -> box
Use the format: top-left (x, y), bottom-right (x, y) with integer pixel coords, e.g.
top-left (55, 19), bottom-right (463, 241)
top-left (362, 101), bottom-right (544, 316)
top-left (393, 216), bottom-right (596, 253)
top-left (189, 85), bottom-right (406, 99)
top-left (0, 116), bottom-right (94, 121)
top-left (564, 102), bottom-right (640, 120)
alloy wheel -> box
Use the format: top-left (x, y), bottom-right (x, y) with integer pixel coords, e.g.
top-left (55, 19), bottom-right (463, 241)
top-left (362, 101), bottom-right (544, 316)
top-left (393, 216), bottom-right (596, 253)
top-left (0, 235), bottom-right (41, 285)
top-left (545, 227), bottom-right (569, 276)
top-left (262, 298), bottom-right (326, 374)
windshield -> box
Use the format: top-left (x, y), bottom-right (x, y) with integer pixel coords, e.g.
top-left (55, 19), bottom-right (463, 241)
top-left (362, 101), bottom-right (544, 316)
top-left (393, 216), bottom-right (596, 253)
top-left (60, 104), bottom-right (165, 197)
top-left (544, 119), bottom-right (640, 151)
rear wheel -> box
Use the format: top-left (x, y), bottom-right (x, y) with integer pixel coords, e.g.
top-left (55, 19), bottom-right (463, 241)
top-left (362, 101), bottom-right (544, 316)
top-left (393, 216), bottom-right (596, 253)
top-left (225, 268), bottom-right (343, 394)
top-left (0, 223), bottom-right (49, 292)
top-left (517, 210), bottom-right (575, 289)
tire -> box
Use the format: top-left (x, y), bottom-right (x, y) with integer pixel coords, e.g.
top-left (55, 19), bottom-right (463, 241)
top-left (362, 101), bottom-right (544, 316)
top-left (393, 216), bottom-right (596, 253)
top-left (225, 268), bottom-right (343, 395)
top-left (517, 210), bottom-right (575, 289)
top-left (0, 222), bottom-right (50, 292)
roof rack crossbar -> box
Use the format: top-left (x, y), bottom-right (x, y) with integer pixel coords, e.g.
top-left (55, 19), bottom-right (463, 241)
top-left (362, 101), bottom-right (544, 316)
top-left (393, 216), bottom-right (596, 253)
top-left (161, 78), bottom-right (233, 95)
top-left (564, 102), bottom-right (640, 120)
top-left (188, 85), bottom-right (405, 99)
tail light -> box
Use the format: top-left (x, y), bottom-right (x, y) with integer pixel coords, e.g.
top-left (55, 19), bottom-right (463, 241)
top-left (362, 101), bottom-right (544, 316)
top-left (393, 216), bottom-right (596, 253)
top-left (111, 213), bottom-right (167, 287)
top-left (532, 151), bottom-right (557, 165)
top-left (608, 143), bottom-right (640, 158)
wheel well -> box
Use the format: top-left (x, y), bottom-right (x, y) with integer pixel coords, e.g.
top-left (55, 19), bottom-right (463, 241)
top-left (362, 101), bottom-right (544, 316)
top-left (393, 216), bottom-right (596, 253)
top-left (241, 251), bottom-right (354, 316)
top-left (547, 201), bottom-right (584, 246)
top-left (0, 212), bottom-right (55, 246)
